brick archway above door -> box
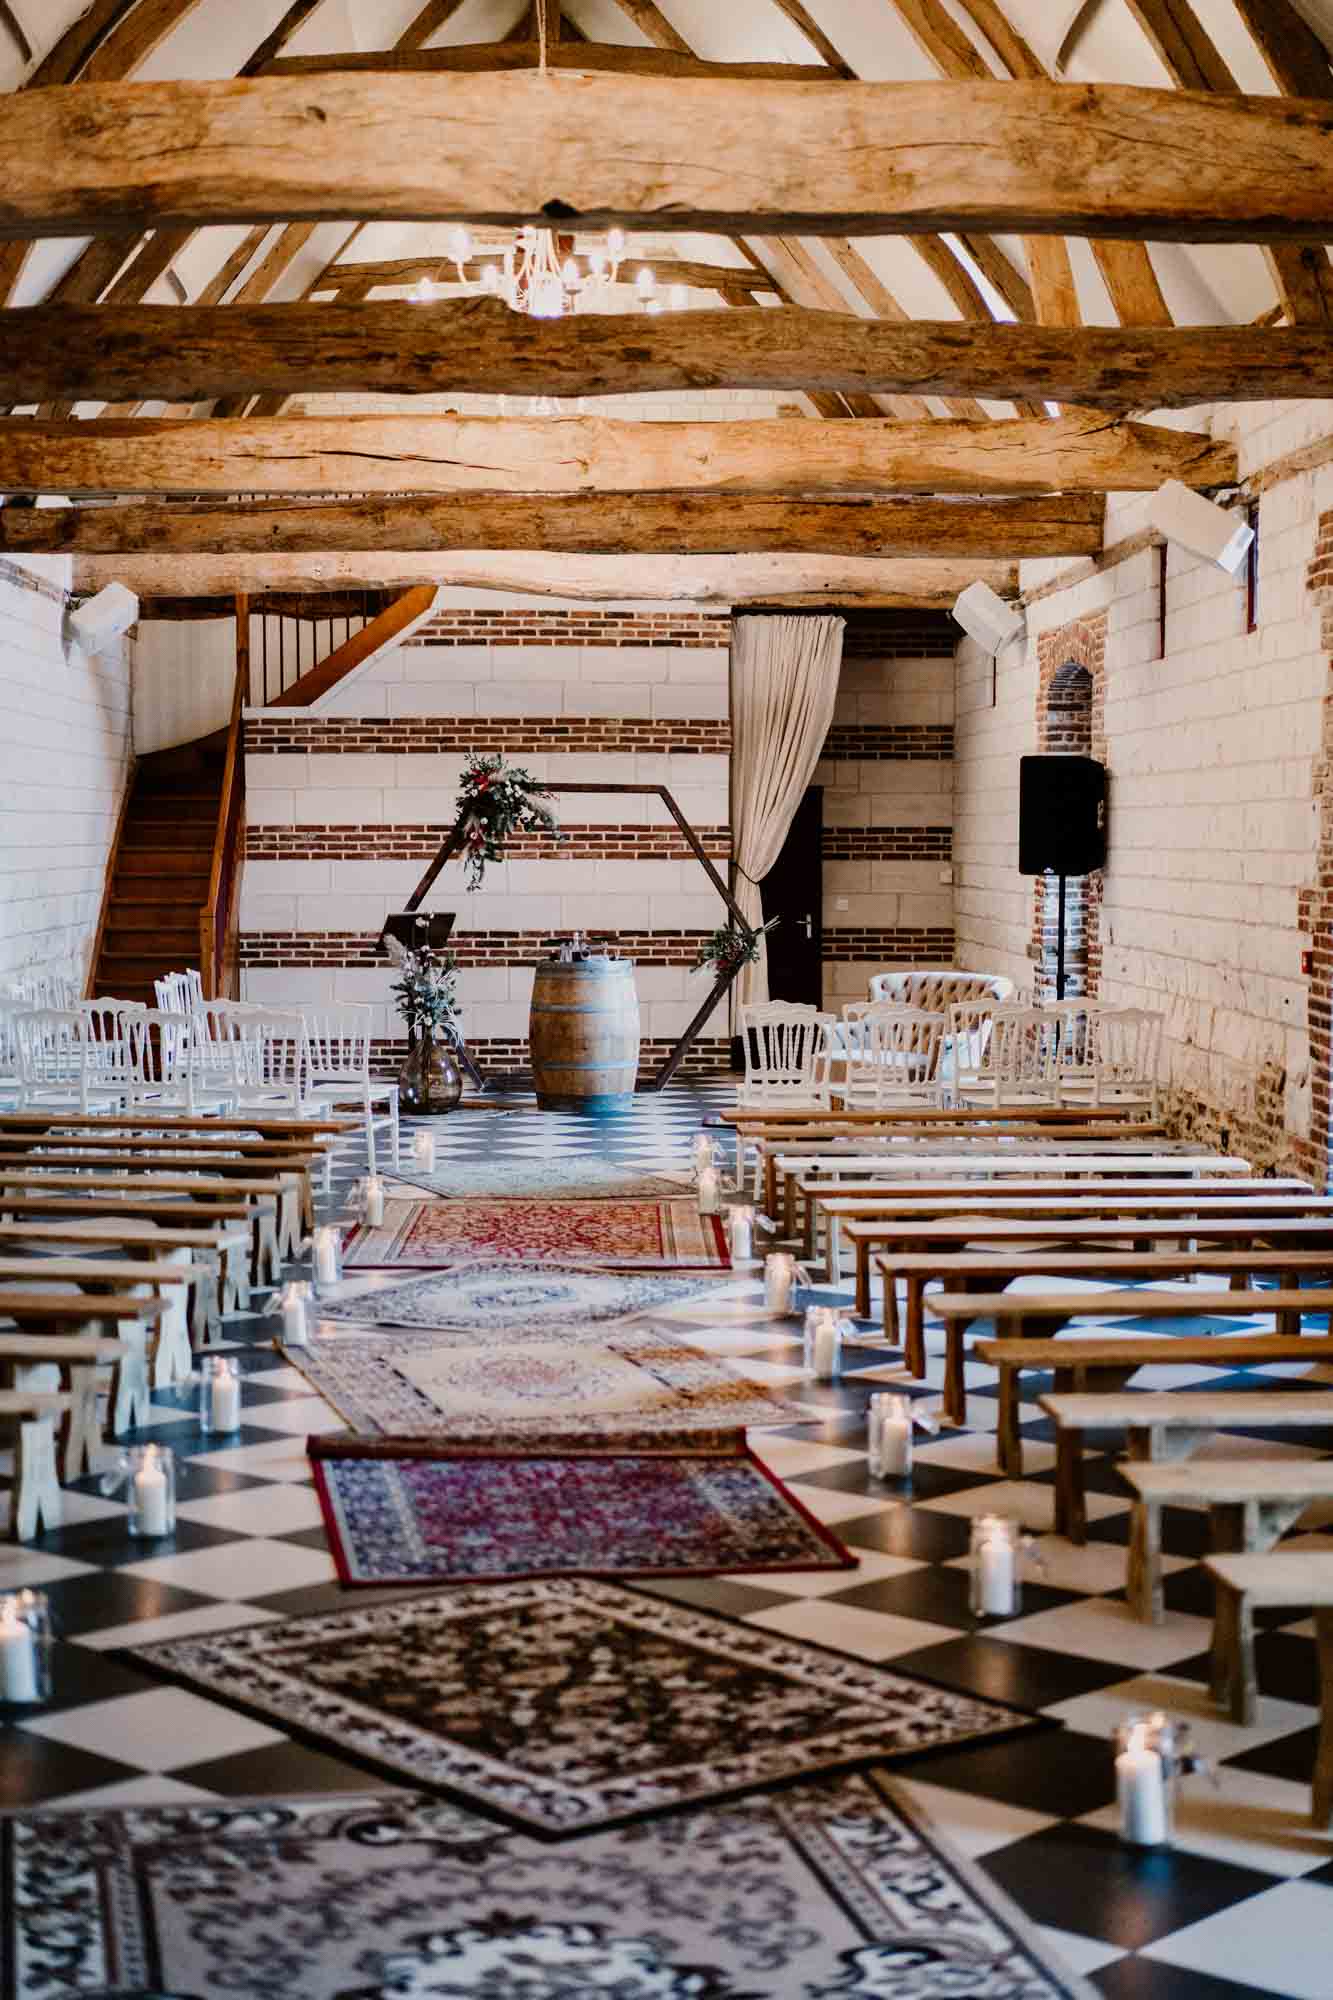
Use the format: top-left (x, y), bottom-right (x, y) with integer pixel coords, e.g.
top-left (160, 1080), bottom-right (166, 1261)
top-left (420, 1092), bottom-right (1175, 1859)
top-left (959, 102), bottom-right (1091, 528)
top-left (1031, 611), bottom-right (1107, 999)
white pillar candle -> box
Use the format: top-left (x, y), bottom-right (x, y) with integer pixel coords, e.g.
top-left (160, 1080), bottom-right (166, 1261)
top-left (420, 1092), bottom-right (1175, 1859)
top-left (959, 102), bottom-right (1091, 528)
top-left (812, 1318), bottom-right (840, 1381)
top-left (728, 1206), bottom-right (755, 1262)
top-left (312, 1227), bottom-right (340, 1286)
top-left (364, 1176), bottom-right (385, 1226)
top-left (1117, 1730), bottom-right (1168, 1847)
top-left (412, 1129), bottom-right (436, 1172)
top-left (692, 1134), bottom-right (716, 1175)
top-left (978, 1533), bottom-right (1016, 1616)
top-left (765, 1253), bottom-right (795, 1315)
top-left (876, 1411), bottom-right (912, 1478)
top-left (133, 1444), bottom-right (169, 1536)
top-left (209, 1364), bottom-right (241, 1433)
top-left (0, 1599), bottom-right (37, 1703)
top-left (281, 1287), bottom-right (310, 1346)
top-left (697, 1167), bottom-right (720, 1216)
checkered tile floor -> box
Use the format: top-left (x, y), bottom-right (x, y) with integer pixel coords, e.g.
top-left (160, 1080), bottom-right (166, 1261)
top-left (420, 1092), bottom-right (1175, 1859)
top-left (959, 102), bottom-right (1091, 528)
top-left (3, 1082), bottom-right (1332, 1999)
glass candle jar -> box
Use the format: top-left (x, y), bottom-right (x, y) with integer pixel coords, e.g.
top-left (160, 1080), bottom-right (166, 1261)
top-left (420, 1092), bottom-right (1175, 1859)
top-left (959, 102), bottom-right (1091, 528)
top-left (765, 1251), bottom-right (800, 1315)
top-left (803, 1305), bottom-right (843, 1383)
top-left (100, 1443), bottom-right (177, 1537)
top-left (692, 1133), bottom-right (719, 1177)
top-left (868, 1393), bottom-right (913, 1479)
top-left (728, 1204), bottom-right (756, 1262)
top-left (274, 1279), bottom-right (313, 1347)
top-left (969, 1514), bottom-right (1023, 1618)
top-left (1113, 1712), bottom-right (1201, 1848)
top-left (199, 1355), bottom-right (242, 1435)
top-left (311, 1224), bottom-right (343, 1289)
top-left (696, 1166), bottom-right (721, 1216)
top-left (412, 1128), bottom-right (436, 1172)
top-left (361, 1175), bottom-right (386, 1226)
top-left (0, 1590), bottom-right (51, 1705)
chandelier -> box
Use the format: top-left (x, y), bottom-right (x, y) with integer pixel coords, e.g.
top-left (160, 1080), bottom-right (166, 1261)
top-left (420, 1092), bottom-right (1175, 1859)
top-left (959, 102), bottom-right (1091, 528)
top-left (413, 225), bottom-right (688, 319)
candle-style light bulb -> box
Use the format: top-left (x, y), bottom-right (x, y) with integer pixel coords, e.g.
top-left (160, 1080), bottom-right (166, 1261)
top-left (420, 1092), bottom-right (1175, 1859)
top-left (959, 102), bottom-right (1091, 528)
top-left (447, 224), bottom-right (473, 265)
top-left (636, 266), bottom-right (656, 296)
top-left (607, 227), bottom-right (626, 261)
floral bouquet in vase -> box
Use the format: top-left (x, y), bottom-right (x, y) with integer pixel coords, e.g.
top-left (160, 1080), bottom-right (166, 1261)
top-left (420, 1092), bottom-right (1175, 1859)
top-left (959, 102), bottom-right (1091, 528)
top-left (388, 944), bottom-right (464, 1113)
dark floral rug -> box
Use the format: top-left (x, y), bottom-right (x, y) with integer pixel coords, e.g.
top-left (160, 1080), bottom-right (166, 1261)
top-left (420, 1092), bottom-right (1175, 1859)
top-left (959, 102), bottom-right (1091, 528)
top-left (125, 1577), bottom-right (1041, 1837)
top-left (281, 1320), bottom-right (789, 1438)
top-left (309, 1432), bottom-right (856, 1587)
top-left (2, 1778), bottom-right (1097, 1999)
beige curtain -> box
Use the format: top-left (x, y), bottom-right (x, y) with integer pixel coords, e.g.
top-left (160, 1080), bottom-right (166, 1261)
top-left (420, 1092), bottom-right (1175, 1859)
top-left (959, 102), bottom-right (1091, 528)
top-left (730, 612), bottom-right (845, 1011)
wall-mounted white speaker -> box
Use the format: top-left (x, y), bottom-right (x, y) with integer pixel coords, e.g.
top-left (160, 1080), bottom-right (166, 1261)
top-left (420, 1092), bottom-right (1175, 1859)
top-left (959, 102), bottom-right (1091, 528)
top-left (952, 580), bottom-right (1026, 655)
top-left (1147, 479), bottom-right (1254, 576)
top-left (67, 582), bottom-right (140, 653)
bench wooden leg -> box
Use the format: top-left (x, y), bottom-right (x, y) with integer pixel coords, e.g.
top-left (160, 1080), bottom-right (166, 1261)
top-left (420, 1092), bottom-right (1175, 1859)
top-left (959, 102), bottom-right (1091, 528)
top-left (855, 1242), bottom-right (871, 1319)
top-left (113, 1323), bottom-right (152, 1434)
top-left (1128, 1500), bottom-right (1164, 1625)
top-left (1314, 1609), bottom-right (1333, 1830)
top-left (1054, 1424), bottom-right (1087, 1544)
top-left (996, 1367), bottom-right (1023, 1478)
top-left (906, 1274), bottom-right (927, 1378)
top-left (257, 1212), bottom-right (281, 1288)
top-left (278, 1183), bottom-right (302, 1261)
top-left (883, 1265), bottom-right (900, 1348)
top-left (943, 1321), bottom-right (967, 1426)
top-left (783, 1170), bottom-right (797, 1241)
top-left (64, 1364), bottom-right (103, 1483)
top-left (12, 1416), bottom-right (61, 1541)
top-left (826, 1215), bottom-right (842, 1285)
top-left (223, 1237), bottom-right (251, 1314)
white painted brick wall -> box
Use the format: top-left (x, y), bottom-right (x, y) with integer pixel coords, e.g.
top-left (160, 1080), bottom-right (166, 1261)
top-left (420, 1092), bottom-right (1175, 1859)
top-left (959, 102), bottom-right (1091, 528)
top-left (0, 560), bottom-right (132, 982)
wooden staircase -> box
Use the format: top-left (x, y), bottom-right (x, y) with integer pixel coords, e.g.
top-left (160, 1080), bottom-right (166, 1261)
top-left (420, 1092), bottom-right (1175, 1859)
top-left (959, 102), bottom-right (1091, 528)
top-left (90, 735), bottom-right (225, 1003)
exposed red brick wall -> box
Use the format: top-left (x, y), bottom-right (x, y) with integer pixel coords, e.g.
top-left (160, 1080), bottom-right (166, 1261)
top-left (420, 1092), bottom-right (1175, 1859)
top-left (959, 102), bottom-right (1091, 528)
top-left (821, 827), bottom-right (952, 862)
top-left (1297, 517), bottom-right (1333, 1186)
top-left (412, 610), bottom-right (730, 648)
top-left (822, 927), bottom-right (957, 963)
top-left (368, 1036), bottom-right (729, 1080)
top-left (821, 723), bottom-right (954, 762)
top-left (1030, 611), bottom-right (1107, 1000)
top-left (244, 717), bottom-right (730, 757)
top-left (245, 824), bottom-right (731, 863)
top-left (240, 930), bottom-right (714, 970)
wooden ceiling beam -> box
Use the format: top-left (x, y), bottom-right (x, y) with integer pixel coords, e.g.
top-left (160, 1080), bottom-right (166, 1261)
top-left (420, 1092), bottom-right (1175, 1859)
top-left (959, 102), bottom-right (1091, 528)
top-left (262, 40), bottom-right (839, 80)
top-left (605, 0), bottom-right (692, 57)
top-left (765, 0), bottom-right (857, 75)
top-left (1230, 0), bottom-right (1333, 95)
top-left (0, 76), bottom-right (1329, 242)
top-left (0, 412), bottom-right (1234, 497)
top-left (1, 303), bottom-right (1318, 411)
top-left (396, 0), bottom-right (470, 51)
top-left (71, 550), bottom-right (1018, 606)
top-left (5, 492), bottom-right (1105, 560)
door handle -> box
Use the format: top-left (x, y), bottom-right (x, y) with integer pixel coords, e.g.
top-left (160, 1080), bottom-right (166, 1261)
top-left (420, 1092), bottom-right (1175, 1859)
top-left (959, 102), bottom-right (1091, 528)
top-left (800, 914), bottom-right (813, 940)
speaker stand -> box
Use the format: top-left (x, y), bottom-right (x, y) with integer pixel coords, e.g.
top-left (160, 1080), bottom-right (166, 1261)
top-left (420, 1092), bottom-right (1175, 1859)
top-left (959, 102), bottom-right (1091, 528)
top-left (1055, 871), bottom-right (1068, 1002)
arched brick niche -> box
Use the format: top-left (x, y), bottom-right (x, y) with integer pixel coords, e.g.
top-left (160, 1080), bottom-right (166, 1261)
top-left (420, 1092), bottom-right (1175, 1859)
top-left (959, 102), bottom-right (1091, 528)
top-left (1030, 614), bottom-right (1107, 999)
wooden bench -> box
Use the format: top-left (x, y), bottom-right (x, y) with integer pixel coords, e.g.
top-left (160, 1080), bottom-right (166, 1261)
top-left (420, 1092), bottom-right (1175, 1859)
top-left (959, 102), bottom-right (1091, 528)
top-left (0, 1195), bottom-right (257, 1313)
top-left (0, 1291), bottom-right (163, 1483)
top-left (0, 1148), bottom-right (315, 1244)
top-left (975, 1331), bottom-right (1333, 1480)
top-left (0, 1111), bottom-right (355, 1136)
top-left (1040, 1389), bottom-right (1333, 1545)
top-left (875, 1247), bottom-right (1333, 1373)
top-left (0, 1217), bottom-right (247, 1345)
top-left (0, 1255), bottom-right (199, 1385)
top-left (1122, 1461), bottom-right (1333, 1630)
top-left (935, 1284), bottom-right (1333, 1425)
top-left (1205, 1554), bottom-right (1333, 1816)
top-left (789, 1158), bottom-right (1260, 1258)
top-left (0, 1388), bottom-right (73, 1540)
top-left (812, 1176), bottom-right (1288, 1303)
top-left (836, 1191), bottom-right (1332, 1307)
top-left (0, 1172), bottom-right (283, 1285)
top-left (0, 1330), bottom-right (133, 1488)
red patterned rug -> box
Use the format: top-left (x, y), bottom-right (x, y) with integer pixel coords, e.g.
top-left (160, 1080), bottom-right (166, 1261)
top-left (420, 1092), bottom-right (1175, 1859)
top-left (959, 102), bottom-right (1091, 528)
top-left (343, 1195), bottom-right (731, 1269)
top-left (309, 1431), bottom-right (855, 1586)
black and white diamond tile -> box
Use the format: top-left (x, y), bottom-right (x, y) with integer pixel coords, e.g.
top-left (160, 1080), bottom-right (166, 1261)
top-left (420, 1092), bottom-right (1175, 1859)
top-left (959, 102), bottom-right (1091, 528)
top-left (0, 1079), bottom-right (1329, 1997)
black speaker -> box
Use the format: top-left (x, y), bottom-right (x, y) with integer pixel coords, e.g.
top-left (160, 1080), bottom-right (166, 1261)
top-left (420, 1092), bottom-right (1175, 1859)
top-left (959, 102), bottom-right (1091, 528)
top-left (1018, 755), bottom-right (1106, 876)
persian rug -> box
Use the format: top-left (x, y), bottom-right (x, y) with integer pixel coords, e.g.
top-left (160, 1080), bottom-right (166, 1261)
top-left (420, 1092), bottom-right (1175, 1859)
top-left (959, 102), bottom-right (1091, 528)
top-left (281, 1320), bottom-right (790, 1438)
top-left (314, 1259), bottom-right (728, 1333)
top-left (389, 1158), bottom-right (695, 1201)
top-left (2, 1777), bottom-right (1098, 1999)
top-left (309, 1432), bottom-right (855, 1586)
top-left (343, 1195), bottom-right (730, 1269)
top-left (127, 1575), bottom-right (1041, 1837)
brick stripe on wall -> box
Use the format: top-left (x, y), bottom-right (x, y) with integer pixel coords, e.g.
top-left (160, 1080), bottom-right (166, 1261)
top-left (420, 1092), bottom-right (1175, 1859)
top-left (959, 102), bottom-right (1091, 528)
top-left (840, 610), bottom-right (956, 659)
top-left (822, 927), bottom-right (956, 962)
top-left (367, 1036), bottom-right (729, 1079)
top-left (821, 724), bottom-right (954, 761)
top-left (245, 824), bottom-right (732, 863)
top-left (245, 717), bottom-right (731, 756)
top-left (821, 826), bottom-right (952, 861)
top-left (240, 930), bottom-right (713, 970)
top-left (414, 610), bottom-right (731, 647)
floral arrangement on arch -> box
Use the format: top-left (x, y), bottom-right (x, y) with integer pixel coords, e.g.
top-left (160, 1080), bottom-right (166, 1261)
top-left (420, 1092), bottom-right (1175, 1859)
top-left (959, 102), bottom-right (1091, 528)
top-left (455, 751), bottom-right (562, 891)
top-left (692, 916), bottom-right (779, 980)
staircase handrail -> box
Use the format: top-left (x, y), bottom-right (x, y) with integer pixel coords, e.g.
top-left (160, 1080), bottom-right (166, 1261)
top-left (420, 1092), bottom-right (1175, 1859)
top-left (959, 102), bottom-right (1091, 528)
top-left (200, 602), bottom-right (248, 1000)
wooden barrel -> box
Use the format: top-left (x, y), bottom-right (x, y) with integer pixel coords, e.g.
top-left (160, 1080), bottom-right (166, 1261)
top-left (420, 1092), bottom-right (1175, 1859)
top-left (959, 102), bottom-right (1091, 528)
top-left (528, 956), bottom-right (640, 1115)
